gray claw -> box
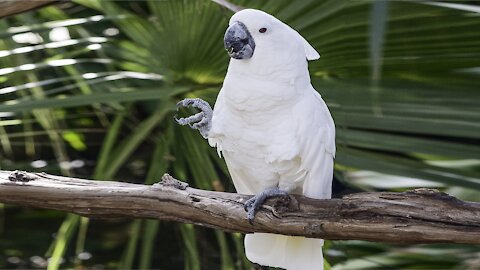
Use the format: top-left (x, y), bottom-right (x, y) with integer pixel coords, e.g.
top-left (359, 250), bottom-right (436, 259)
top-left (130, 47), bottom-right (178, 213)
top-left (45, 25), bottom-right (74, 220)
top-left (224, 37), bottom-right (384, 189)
top-left (176, 112), bottom-right (204, 126)
top-left (247, 209), bottom-right (256, 225)
top-left (176, 98), bottom-right (195, 109)
top-left (191, 115), bottom-right (210, 129)
top-left (244, 188), bottom-right (289, 225)
top-left (175, 98), bottom-right (213, 138)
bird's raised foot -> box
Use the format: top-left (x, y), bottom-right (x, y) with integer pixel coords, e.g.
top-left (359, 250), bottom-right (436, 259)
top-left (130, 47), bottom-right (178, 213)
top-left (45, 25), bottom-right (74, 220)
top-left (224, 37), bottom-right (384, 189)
top-left (175, 98), bottom-right (213, 138)
top-left (244, 187), bottom-right (289, 225)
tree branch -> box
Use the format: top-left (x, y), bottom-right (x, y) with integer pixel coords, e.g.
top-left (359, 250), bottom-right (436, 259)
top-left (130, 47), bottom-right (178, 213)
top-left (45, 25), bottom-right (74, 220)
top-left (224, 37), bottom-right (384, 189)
top-left (0, 1), bottom-right (62, 18)
top-left (1, 170), bottom-right (479, 244)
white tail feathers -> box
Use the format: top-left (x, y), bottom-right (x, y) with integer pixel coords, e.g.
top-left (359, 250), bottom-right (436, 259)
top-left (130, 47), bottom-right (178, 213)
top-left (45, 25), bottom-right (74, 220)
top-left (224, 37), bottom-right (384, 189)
top-left (245, 233), bottom-right (324, 270)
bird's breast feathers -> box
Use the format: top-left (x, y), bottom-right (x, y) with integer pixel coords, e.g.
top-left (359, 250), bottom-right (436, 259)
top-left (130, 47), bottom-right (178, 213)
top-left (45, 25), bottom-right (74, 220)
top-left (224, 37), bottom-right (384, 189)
top-left (210, 74), bottom-right (300, 155)
top-left (221, 71), bottom-right (309, 111)
top-left (208, 74), bottom-right (335, 196)
top-left (209, 72), bottom-right (334, 160)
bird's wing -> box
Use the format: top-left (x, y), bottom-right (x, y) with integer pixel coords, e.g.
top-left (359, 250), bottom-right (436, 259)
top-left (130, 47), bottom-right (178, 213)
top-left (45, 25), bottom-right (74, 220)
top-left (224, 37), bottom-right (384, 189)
top-left (294, 87), bottom-right (335, 199)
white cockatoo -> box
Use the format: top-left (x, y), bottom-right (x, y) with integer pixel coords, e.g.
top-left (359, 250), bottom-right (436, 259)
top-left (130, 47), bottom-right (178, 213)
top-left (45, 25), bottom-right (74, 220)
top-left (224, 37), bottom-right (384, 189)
top-left (176, 8), bottom-right (335, 270)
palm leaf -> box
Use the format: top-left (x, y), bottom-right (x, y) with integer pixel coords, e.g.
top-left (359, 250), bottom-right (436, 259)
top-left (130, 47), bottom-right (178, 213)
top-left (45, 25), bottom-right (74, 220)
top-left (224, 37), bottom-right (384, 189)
top-left (1, 1), bottom-right (479, 269)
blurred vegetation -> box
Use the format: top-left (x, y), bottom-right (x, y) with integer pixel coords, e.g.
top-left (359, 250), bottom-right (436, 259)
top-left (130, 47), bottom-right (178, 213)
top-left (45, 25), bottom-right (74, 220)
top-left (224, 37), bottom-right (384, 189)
top-left (0, 0), bottom-right (479, 269)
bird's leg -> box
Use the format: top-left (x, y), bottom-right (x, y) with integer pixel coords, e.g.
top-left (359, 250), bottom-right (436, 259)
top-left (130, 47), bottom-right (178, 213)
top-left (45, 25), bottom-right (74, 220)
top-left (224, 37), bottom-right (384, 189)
top-left (175, 98), bottom-right (213, 138)
top-left (244, 187), bottom-right (289, 225)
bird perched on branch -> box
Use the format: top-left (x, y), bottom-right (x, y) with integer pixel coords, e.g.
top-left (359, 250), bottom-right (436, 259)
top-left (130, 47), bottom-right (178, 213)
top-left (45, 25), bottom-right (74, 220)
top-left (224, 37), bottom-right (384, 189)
top-left (176, 8), bottom-right (335, 270)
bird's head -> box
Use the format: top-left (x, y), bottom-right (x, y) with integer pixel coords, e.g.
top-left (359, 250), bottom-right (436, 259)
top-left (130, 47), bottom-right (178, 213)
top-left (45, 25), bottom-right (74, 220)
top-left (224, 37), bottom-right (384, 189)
top-left (224, 9), bottom-right (319, 63)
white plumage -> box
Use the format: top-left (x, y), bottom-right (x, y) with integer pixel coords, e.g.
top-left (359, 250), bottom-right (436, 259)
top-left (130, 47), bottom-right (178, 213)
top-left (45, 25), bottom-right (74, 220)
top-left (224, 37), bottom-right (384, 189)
top-left (208, 9), bottom-right (335, 270)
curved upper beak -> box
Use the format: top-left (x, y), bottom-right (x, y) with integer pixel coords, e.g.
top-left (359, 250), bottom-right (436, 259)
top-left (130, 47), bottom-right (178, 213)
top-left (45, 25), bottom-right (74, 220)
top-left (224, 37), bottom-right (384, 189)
top-left (224, 21), bottom-right (255, 59)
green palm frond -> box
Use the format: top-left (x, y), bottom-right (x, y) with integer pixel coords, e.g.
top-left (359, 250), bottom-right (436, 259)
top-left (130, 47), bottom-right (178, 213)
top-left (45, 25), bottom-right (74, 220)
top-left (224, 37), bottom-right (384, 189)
top-left (1, 0), bottom-right (479, 269)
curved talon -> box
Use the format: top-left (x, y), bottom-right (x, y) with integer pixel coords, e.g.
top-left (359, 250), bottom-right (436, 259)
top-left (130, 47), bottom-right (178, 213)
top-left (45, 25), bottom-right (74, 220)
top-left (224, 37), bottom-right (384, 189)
top-left (244, 197), bottom-right (255, 211)
top-left (244, 188), bottom-right (289, 225)
top-left (176, 98), bottom-right (209, 110)
top-left (176, 98), bottom-right (197, 108)
top-left (191, 115), bottom-right (209, 129)
top-left (175, 112), bottom-right (204, 126)
top-left (175, 98), bottom-right (213, 138)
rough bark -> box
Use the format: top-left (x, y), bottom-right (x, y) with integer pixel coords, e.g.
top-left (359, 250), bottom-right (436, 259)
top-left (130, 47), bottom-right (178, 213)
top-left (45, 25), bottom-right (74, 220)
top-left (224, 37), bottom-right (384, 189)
top-left (1, 170), bottom-right (479, 244)
top-left (0, 0), bottom-right (60, 18)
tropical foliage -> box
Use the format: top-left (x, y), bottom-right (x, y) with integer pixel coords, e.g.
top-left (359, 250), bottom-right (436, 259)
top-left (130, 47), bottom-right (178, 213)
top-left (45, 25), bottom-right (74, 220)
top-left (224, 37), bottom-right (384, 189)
top-left (0, 0), bottom-right (479, 269)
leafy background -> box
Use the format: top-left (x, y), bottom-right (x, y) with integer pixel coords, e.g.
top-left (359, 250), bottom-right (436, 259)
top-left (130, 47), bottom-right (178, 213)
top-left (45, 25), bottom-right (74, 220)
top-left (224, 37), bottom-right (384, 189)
top-left (0, 0), bottom-right (479, 269)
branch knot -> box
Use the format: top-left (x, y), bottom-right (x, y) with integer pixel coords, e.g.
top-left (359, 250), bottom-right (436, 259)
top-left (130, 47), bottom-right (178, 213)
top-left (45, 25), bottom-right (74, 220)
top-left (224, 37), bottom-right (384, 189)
top-left (8, 170), bottom-right (37, 183)
top-left (156, 173), bottom-right (189, 190)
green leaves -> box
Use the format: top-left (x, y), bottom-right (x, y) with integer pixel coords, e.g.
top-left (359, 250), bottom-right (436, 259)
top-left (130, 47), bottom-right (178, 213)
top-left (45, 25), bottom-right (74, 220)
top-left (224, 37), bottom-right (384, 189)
top-left (94, 0), bottom-right (230, 84)
top-left (0, 88), bottom-right (179, 113)
top-left (1, 0), bottom-right (479, 269)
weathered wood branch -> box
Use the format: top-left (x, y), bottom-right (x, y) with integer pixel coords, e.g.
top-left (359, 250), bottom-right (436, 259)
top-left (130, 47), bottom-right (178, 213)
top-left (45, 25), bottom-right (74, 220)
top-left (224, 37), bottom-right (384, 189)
top-left (1, 170), bottom-right (479, 244)
top-left (0, 0), bottom-right (61, 18)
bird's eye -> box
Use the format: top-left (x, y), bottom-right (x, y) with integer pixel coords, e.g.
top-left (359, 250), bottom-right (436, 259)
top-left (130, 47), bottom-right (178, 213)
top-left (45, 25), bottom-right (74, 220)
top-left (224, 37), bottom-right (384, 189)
top-left (259, 27), bottom-right (267, 33)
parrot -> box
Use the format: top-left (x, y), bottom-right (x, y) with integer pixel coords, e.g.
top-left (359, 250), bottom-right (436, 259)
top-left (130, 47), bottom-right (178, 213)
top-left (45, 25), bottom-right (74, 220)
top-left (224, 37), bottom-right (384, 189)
top-left (175, 8), bottom-right (335, 270)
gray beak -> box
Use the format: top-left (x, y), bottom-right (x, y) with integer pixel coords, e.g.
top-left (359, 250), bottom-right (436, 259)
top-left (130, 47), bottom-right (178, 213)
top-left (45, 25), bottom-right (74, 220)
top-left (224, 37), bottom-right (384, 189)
top-left (224, 21), bottom-right (255, 60)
